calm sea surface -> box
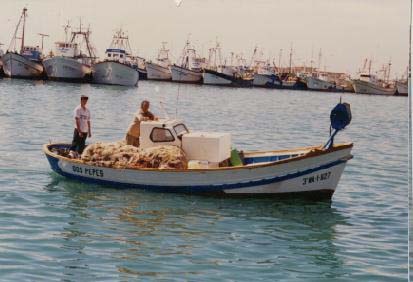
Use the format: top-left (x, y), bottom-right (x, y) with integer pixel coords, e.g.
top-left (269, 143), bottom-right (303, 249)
top-left (0, 78), bottom-right (408, 281)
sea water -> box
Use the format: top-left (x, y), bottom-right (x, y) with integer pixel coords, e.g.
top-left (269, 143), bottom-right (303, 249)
top-left (0, 78), bottom-right (408, 281)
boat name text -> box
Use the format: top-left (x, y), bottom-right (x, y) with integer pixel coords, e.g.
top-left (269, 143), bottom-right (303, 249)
top-left (72, 165), bottom-right (104, 177)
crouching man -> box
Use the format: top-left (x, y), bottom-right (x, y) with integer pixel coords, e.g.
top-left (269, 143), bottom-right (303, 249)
top-left (69, 95), bottom-right (91, 158)
top-left (125, 100), bottom-right (157, 147)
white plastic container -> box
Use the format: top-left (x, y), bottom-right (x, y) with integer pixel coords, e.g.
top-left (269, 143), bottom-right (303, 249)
top-left (182, 132), bottom-right (231, 163)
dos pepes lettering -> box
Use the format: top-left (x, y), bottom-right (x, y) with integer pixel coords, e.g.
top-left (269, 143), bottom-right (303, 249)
top-left (72, 165), bottom-right (104, 177)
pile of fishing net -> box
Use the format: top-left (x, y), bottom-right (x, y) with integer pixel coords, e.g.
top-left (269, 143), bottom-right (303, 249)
top-left (80, 141), bottom-right (188, 169)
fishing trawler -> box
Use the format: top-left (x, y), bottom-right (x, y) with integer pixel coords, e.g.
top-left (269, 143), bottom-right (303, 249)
top-left (43, 22), bottom-right (97, 82)
top-left (0, 44), bottom-right (4, 76)
top-left (92, 29), bottom-right (139, 86)
top-left (2, 8), bottom-right (44, 79)
top-left (44, 102), bottom-right (353, 199)
top-left (351, 60), bottom-right (395, 95)
top-left (203, 43), bottom-right (252, 87)
top-left (171, 39), bottom-right (205, 83)
top-left (352, 74), bottom-right (395, 95)
top-left (146, 42), bottom-right (171, 80)
top-left (395, 80), bottom-right (408, 96)
top-left (133, 56), bottom-right (147, 80)
top-left (305, 73), bottom-right (337, 91)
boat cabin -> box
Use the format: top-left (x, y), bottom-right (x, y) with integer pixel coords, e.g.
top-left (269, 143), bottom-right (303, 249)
top-left (359, 73), bottom-right (379, 84)
top-left (54, 42), bottom-right (79, 57)
top-left (21, 46), bottom-right (42, 61)
top-left (140, 119), bottom-right (232, 166)
top-left (105, 48), bottom-right (128, 64)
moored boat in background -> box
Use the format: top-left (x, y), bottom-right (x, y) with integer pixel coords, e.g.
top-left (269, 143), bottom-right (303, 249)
top-left (43, 22), bottom-right (97, 82)
top-left (351, 73), bottom-right (395, 95)
top-left (351, 59), bottom-right (395, 95)
top-left (171, 39), bottom-right (205, 83)
top-left (0, 44), bottom-right (4, 76)
top-left (395, 80), bottom-right (408, 96)
top-left (2, 8), bottom-right (45, 79)
top-left (92, 29), bottom-right (139, 86)
top-left (203, 42), bottom-right (253, 87)
top-left (146, 42), bottom-right (171, 80)
top-left (305, 74), bottom-right (337, 91)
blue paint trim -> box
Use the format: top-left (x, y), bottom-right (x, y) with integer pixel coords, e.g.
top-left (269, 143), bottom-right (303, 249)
top-left (244, 154), bottom-right (300, 165)
top-left (45, 153), bottom-right (348, 193)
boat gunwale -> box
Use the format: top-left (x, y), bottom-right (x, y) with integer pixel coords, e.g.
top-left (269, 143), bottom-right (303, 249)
top-left (43, 142), bottom-right (353, 172)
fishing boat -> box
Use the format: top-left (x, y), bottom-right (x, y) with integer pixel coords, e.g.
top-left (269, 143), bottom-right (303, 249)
top-left (253, 69), bottom-right (282, 88)
top-left (395, 81), bottom-right (408, 96)
top-left (352, 59), bottom-right (395, 95)
top-left (43, 22), bottom-right (96, 82)
top-left (0, 45), bottom-right (4, 76)
top-left (146, 42), bottom-right (171, 80)
top-left (351, 73), bottom-right (395, 95)
top-left (133, 56), bottom-right (147, 80)
top-left (2, 8), bottom-right (45, 79)
top-left (171, 39), bottom-right (205, 83)
top-left (203, 43), bottom-right (253, 87)
top-left (92, 29), bottom-right (139, 86)
top-left (305, 74), bottom-right (337, 91)
top-left (44, 102), bottom-right (353, 199)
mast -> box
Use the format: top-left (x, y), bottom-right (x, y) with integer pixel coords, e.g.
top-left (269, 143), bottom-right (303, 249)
top-left (62, 21), bottom-right (71, 43)
top-left (289, 44), bottom-right (293, 74)
top-left (278, 49), bottom-right (283, 73)
top-left (317, 48), bottom-right (322, 71)
top-left (368, 59), bottom-right (372, 75)
top-left (38, 33), bottom-right (49, 50)
top-left (20, 7), bottom-right (27, 53)
top-left (386, 60), bottom-right (392, 83)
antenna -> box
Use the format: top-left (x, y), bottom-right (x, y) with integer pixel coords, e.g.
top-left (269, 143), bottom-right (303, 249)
top-left (159, 100), bottom-right (170, 119)
top-left (38, 33), bottom-right (49, 50)
top-left (175, 83), bottom-right (181, 119)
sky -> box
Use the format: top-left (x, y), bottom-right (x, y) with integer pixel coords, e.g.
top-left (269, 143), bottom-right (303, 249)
top-left (0, 0), bottom-right (410, 78)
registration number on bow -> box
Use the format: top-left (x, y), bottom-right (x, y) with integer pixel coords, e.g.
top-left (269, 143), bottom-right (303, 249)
top-left (302, 171), bottom-right (331, 185)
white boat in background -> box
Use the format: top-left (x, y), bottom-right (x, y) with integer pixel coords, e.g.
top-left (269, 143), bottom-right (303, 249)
top-left (352, 59), bottom-right (395, 95)
top-left (146, 42), bottom-right (171, 80)
top-left (132, 56), bottom-right (147, 80)
top-left (43, 23), bottom-right (97, 82)
top-left (395, 80), bottom-right (408, 96)
top-left (253, 65), bottom-right (281, 88)
top-left (203, 44), bottom-right (253, 87)
top-left (351, 73), bottom-right (395, 95)
top-left (44, 102), bottom-right (353, 199)
top-left (171, 39), bottom-right (205, 83)
top-left (92, 29), bottom-right (139, 86)
top-left (0, 45), bottom-right (4, 76)
top-left (2, 8), bottom-right (44, 79)
top-left (305, 74), bottom-right (336, 91)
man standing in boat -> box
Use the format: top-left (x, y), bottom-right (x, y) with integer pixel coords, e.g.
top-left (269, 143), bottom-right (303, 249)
top-left (69, 95), bottom-right (92, 157)
top-left (126, 100), bottom-right (157, 147)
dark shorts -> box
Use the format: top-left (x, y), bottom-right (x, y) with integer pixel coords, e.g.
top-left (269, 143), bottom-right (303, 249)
top-left (70, 129), bottom-right (88, 154)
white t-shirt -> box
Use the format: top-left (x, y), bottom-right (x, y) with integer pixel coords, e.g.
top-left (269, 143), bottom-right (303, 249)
top-left (73, 105), bottom-right (91, 133)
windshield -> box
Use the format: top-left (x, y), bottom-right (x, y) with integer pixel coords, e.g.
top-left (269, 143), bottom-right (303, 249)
top-left (174, 124), bottom-right (189, 136)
